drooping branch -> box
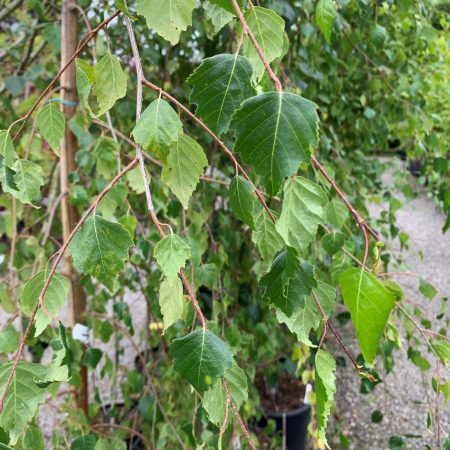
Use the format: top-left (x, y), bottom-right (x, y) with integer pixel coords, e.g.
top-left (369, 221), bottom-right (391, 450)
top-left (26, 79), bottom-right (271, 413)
top-left (125, 17), bottom-right (258, 446)
top-left (125, 17), bottom-right (207, 331)
top-left (0, 157), bottom-right (138, 414)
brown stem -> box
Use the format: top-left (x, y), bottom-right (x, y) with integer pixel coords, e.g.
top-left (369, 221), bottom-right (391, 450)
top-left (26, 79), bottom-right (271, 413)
top-left (230, 0), bottom-right (282, 92)
top-left (223, 380), bottom-right (257, 450)
top-left (311, 156), bottom-right (375, 269)
top-left (0, 157), bottom-right (138, 414)
top-left (11, 10), bottom-right (120, 142)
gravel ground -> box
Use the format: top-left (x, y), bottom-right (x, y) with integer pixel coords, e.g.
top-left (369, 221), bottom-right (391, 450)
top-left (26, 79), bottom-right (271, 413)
top-left (329, 160), bottom-right (450, 450)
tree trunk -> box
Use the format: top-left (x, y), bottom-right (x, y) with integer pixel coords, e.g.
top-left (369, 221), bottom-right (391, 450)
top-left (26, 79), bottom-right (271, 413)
top-left (60, 0), bottom-right (88, 413)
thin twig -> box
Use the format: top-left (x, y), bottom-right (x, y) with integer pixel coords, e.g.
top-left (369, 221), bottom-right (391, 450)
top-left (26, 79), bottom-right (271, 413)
top-left (223, 380), bottom-right (257, 450)
top-left (230, 0), bottom-right (282, 92)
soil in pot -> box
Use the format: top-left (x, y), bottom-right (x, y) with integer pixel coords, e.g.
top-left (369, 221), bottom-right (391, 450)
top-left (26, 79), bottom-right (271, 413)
top-left (255, 371), bottom-right (311, 450)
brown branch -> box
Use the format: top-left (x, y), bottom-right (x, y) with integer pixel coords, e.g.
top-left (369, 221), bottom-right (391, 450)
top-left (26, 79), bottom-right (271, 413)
top-left (10, 10), bottom-right (120, 142)
top-left (0, 157), bottom-right (138, 414)
top-left (230, 0), bottom-right (282, 92)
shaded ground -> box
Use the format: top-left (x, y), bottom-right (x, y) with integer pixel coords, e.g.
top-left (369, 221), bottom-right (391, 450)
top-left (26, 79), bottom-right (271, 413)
top-left (330, 160), bottom-right (450, 449)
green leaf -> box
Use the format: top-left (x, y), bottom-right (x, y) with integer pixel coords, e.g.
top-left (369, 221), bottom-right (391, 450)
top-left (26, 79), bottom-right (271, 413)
top-left (238, 7), bottom-right (285, 80)
top-left (137, 0), bottom-right (196, 45)
top-left (20, 271), bottom-right (69, 337)
top-left (71, 435), bottom-right (98, 450)
top-left (188, 54), bottom-right (254, 136)
top-left (38, 323), bottom-right (72, 384)
top-left (207, 0), bottom-right (243, 14)
top-left (276, 281), bottom-right (336, 346)
top-left (68, 215), bottom-right (134, 290)
top-left (83, 348), bottom-right (103, 370)
top-left (262, 249), bottom-right (317, 316)
top-left (93, 136), bottom-right (119, 178)
top-left (276, 177), bottom-right (328, 253)
top-left (252, 209), bottom-right (284, 264)
top-left (161, 134), bottom-right (208, 208)
top-left (203, 359), bottom-right (248, 426)
top-left (202, 376), bottom-right (226, 426)
top-left (419, 277), bottom-right (437, 299)
top-left (325, 199), bottom-right (349, 228)
top-left (154, 233), bottom-right (191, 279)
top-left (0, 325), bottom-right (19, 355)
top-left (170, 329), bottom-right (233, 392)
top-left (23, 425), bottom-right (45, 450)
top-left (231, 93), bottom-right (319, 195)
top-left (0, 361), bottom-right (48, 445)
top-left (0, 130), bottom-right (15, 167)
top-left (93, 53), bottom-right (127, 116)
top-left (36, 104), bottom-right (65, 156)
top-left (431, 340), bottom-right (450, 366)
top-left (316, 0), bottom-right (337, 44)
top-left (203, 1), bottom-right (234, 33)
top-left (159, 276), bottom-right (184, 331)
top-left (229, 175), bottom-right (257, 228)
top-left (321, 231), bottom-right (345, 255)
top-left (95, 437), bottom-right (127, 450)
top-left (75, 58), bottom-right (95, 113)
top-left (131, 99), bottom-right (183, 161)
top-left (2, 159), bottom-right (44, 206)
top-left (339, 268), bottom-right (395, 364)
top-left (315, 349), bottom-right (336, 448)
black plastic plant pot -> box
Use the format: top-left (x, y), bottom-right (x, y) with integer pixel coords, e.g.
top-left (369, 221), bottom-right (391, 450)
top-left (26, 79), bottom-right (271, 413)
top-left (264, 403), bottom-right (311, 450)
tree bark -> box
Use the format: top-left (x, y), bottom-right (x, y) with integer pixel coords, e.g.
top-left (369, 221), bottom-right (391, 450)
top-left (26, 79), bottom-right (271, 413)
top-left (60, 0), bottom-right (88, 413)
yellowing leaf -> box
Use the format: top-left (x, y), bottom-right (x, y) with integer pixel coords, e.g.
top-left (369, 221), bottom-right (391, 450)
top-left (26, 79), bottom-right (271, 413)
top-left (20, 271), bottom-right (69, 337)
top-left (238, 7), bottom-right (285, 80)
top-left (154, 233), bottom-right (191, 279)
top-left (161, 134), bottom-right (208, 208)
top-left (315, 349), bottom-right (336, 448)
top-left (131, 99), bottom-right (183, 161)
top-left (159, 276), bottom-right (184, 331)
top-left (93, 53), bottom-right (127, 116)
top-left (137, 0), bottom-right (196, 45)
top-left (316, 0), bottom-right (337, 44)
top-left (36, 104), bottom-right (66, 156)
top-left (276, 177), bottom-right (328, 253)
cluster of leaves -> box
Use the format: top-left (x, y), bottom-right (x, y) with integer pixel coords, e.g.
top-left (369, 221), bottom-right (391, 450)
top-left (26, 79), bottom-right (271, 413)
top-left (0, 0), bottom-right (448, 449)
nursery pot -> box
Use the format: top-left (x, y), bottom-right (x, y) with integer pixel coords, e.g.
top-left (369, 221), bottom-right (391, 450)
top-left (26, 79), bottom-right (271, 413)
top-left (264, 403), bottom-right (311, 450)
